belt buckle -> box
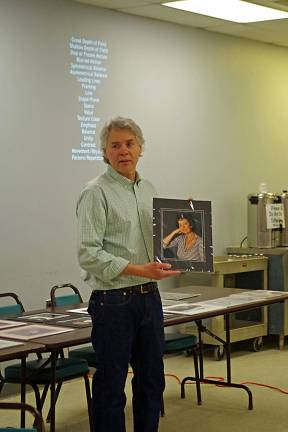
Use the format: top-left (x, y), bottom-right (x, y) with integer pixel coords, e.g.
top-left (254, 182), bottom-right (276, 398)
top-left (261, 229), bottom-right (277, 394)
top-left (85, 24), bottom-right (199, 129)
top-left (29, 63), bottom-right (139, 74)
top-left (140, 284), bottom-right (149, 294)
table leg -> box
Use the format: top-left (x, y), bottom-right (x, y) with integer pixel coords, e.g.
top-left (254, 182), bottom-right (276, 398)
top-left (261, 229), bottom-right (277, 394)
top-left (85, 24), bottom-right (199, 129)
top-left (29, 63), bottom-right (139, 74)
top-left (279, 334), bottom-right (285, 350)
top-left (181, 314), bottom-right (253, 410)
top-left (50, 351), bottom-right (57, 432)
top-left (225, 314), bottom-right (231, 382)
top-left (20, 357), bottom-right (26, 428)
top-left (197, 320), bottom-right (204, 380)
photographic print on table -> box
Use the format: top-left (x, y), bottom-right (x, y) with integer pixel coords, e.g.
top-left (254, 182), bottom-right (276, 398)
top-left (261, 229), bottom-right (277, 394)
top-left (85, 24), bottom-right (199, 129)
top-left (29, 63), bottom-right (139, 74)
top-left (55, 316), bottom-right (92, 328)
top-left (0, 324), bottom-right (73, 340)
top-left (16, 313), bottom-right (69, 323)
top-left (153, 198), bottom-right (213, 272)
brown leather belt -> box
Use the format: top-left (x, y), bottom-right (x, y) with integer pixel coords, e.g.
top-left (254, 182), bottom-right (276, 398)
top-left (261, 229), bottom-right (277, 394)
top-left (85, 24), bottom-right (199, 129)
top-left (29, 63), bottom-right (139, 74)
top-left (123, 282), bottom-right (157, 295)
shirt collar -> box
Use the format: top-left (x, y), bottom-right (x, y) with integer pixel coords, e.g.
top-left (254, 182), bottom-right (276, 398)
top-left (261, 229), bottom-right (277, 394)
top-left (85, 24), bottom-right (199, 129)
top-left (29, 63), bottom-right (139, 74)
top-left (107, 165), bottom-right (142, 187)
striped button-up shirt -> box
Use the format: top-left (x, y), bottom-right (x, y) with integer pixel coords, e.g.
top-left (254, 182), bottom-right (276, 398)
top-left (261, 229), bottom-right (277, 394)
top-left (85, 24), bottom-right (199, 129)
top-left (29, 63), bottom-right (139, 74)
top-left (76, 165), bottom-right (157, 290)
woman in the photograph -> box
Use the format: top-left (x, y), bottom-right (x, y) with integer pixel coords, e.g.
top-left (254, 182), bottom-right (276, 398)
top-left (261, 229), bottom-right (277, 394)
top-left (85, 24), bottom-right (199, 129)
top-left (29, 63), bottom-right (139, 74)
top-left (163, 213), bottom-right (204, 261)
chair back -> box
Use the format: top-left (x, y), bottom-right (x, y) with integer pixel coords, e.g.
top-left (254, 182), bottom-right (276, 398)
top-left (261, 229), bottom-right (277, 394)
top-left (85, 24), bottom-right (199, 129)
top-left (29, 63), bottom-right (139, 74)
top-left (0, 402), bottom-right (45, 432)
top-left (0, 293), bottom-right (24, 316)
top-left (50, 283), bottom-right (83, 307)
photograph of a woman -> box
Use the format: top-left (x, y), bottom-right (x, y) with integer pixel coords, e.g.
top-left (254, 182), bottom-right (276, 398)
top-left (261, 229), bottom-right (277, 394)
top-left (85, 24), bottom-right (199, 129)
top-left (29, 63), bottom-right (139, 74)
top-left (153, 198), bottom-right (213, 272)
top-left (163, 213), bottom-right (204, 261)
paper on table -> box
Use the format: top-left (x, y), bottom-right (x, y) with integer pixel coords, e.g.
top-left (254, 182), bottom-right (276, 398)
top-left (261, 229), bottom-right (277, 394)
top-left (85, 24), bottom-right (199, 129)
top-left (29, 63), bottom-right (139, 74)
top-left (160, 292), bottom-right (201, 301)
top-left (161, 299), bottom-right (179, 307)
top-left (202, 291), bottom-right (283, 307)
top-left (56, 317), bottom-right (92, 327)
top-left (227, 292), bottom-right (281, 303)
top-left (66, 307), bottom-right (88, 314)
top-left (0, 319), bottom-right (27, 330)
top-left (201, 297), bottom-right (250, 307)
top-left (0, 324), bottom-right (74, 340)
top-left (202, 295), bottom-right (264, 307)
top-left (250, 290), bottom-right (285, 296)
top-left (163, 302), bottom-right (224, 315)
top-left (0, 338), bottom-right (24, 349)
top-left (17, 313), bottom-right (69, 322)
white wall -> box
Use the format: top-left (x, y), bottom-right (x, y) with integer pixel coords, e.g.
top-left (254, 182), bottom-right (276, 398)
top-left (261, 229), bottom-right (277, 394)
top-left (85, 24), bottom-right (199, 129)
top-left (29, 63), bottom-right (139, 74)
top-left (0, 0), bottom-right (288, 307)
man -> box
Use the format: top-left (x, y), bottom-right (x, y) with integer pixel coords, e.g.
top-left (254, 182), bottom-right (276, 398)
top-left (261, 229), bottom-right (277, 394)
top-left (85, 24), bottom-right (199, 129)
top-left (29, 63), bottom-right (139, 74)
top-left (76, 116), bottom-right (180, 432)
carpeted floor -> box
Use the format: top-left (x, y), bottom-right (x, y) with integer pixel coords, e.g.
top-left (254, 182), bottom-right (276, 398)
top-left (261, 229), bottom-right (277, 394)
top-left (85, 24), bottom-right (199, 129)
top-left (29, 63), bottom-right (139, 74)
top-left (1, 339), bottom-right (288, 431)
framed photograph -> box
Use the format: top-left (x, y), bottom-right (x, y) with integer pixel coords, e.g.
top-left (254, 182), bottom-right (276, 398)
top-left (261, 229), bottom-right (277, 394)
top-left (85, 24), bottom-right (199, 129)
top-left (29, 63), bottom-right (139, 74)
top-left (0, 324), bottom-right (74, 340)
top-left (0, 319), bottom-right (27, 330)
top-left (153, 198), bottom-right (213, 272)
top-left (16, 313), bottom-right (69, 323)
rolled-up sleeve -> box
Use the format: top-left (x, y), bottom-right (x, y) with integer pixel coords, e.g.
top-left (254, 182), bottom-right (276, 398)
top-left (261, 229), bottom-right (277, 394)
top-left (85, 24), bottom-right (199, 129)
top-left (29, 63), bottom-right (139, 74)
top-left (76, 188), bottom-right (129, 283)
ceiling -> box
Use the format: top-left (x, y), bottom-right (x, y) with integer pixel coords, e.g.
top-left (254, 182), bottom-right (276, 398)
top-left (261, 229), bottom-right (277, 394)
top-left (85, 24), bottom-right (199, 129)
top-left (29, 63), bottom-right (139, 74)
top-left (72, 0), bottom-right (288, 48)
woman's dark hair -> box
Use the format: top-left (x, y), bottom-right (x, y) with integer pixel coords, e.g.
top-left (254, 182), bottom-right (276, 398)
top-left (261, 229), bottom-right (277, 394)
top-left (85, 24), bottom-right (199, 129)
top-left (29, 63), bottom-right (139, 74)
top-left (175, 213), bottom-right (195, 229)
top-left (175, 212), bottom-right (203, 237)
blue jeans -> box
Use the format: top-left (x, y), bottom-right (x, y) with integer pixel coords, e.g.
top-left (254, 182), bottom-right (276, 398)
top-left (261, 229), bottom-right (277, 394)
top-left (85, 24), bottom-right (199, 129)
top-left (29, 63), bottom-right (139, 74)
top-left (88, 286), bottom-right (165, 432)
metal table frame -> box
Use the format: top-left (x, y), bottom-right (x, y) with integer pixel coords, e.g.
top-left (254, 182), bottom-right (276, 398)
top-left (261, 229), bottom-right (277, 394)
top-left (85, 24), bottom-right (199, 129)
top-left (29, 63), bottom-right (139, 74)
top-left (2, 286), bottom-right (288, 429)
top-left (0, 341), bottom-right (45, 428)
top-left (163, 285), bottom-right (288, 410)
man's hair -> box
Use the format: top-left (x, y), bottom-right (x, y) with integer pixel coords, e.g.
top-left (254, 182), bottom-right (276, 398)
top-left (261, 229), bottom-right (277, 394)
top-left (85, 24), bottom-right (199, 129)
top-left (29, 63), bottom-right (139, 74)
top-left (100, 116), bottom-right (145, 164)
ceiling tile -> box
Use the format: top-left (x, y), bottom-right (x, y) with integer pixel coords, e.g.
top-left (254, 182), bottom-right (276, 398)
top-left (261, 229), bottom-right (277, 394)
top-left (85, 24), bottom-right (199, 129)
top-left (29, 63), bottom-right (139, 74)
top-left (249, 19), bottom-right (288, 43)
top-left (246, 0), bottom-right (288, 10)
top-left (72, 0), bottom-right (288, 47)
top-left (207, 23), bottom-right (272, 41)
top-left (119, 4), bottom-right (225, 27)
top-left (74, 0), bottom-right (151, 8)
top-left (251, 17), bottom-right (288, 32)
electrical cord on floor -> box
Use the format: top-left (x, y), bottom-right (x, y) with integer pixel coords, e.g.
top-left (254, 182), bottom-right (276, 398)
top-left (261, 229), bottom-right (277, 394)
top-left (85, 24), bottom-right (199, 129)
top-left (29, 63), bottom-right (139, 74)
top-left (127, 370), bottom-right (288, 395)
top-left (163, 373), bottom-right (182, 385)
top-left (240, 380), bottom-right (288, 394)
top-left (182, 375), bottom-right (288, 395)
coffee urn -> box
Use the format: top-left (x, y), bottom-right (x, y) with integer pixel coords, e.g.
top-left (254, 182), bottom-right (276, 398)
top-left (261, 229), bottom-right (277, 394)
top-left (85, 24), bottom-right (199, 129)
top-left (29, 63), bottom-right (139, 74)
top-left (247, 188), bottom-right (281, 248)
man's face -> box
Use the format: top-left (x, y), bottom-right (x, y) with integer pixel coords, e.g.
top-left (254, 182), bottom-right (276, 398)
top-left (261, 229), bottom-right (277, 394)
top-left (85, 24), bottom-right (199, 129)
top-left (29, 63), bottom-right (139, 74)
top-left (104, 128), bottom-right (141, 181)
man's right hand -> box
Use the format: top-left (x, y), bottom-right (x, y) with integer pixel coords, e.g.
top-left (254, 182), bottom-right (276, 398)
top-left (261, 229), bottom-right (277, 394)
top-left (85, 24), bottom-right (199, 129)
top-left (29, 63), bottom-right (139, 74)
top-left (143, 262), bottom-right (181, 280)
top-left (122, 262), bottom-right (181, 280)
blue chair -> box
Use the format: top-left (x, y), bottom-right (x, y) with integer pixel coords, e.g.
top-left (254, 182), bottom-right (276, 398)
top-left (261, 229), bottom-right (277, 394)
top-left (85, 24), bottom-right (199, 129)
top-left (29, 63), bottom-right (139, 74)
top-left (0, 292), bottom-right (25, 394)
top-left (50, 284), bottom-right (97, 367)
top-left (0, 293), bottom-right (93, 432)
top-left (0, 292), bottom-right (24, 315)
top-left (161, 332), bottom-right (201, 417)
top-left (50, 283), bottom-right (84, 308)
top-left (0, 402), bottom-right (45, 432)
